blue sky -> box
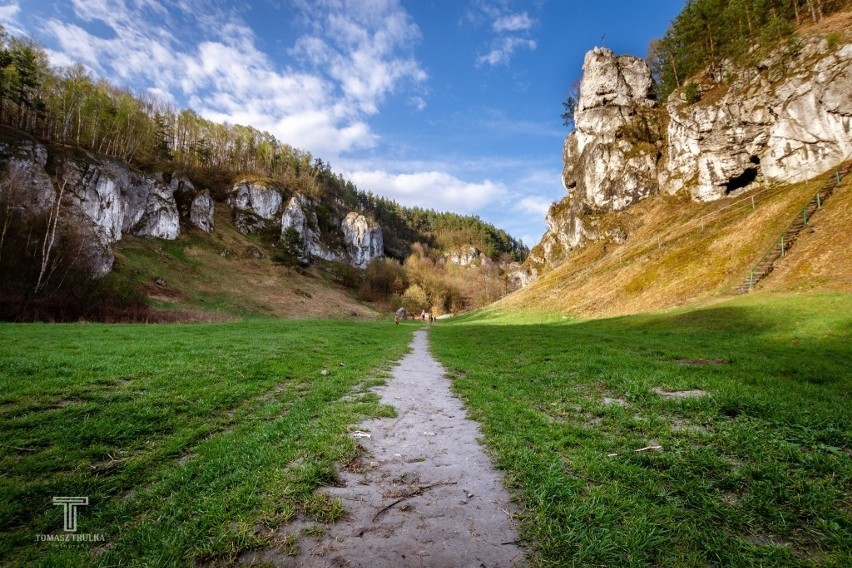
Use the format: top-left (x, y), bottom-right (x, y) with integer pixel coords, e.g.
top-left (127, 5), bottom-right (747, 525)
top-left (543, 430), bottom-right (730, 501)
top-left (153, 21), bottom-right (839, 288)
top-left (0, 0), bottom-right (684, 246)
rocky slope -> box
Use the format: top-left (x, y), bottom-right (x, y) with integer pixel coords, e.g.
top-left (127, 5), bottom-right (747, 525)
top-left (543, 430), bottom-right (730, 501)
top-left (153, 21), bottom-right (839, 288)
top-left (0, 133), bottom-right (384, 275)
top-left (528, 30), bottom-right (852, 278)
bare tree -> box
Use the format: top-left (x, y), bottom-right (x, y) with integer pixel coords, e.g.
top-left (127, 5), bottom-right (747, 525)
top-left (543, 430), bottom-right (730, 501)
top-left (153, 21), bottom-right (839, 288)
top-left (34, 170), bottom-right (67, 294)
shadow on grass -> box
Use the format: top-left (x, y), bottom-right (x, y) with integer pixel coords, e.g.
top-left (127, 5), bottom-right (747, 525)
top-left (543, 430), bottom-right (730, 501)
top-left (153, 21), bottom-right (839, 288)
top-left (429, 292), bottom-right (852, 566)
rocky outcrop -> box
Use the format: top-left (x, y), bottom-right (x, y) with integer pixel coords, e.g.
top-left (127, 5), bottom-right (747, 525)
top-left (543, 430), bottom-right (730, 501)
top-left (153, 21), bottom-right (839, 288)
top-left (280, 194), bottom-right (341, 263)
top-left (277, 196), bottom-right (384, 268)
top-left (663, 40), bottom-right (852, 200)
top-left (444, 245), bottom-right (481, 266)
top-left (506, 262), bottom-right (534, 291)
top-left (565, 47), bottom-right (660, 211)
top-left (0, 136), bottom-right (219, 274)
top-left (0, 139), bottom-right (391, 277)
top-left (530, 34), bottom-right (852, 276)
top-left (341, 212), bottom-right (384, 269)
top-left (0, 138), bottom-right (54, 214)
top-left (228, 181), bottom-right (284, 233)
top-left (61, 161), bottom-right (184, 273)
top-left (174, 178), bottom-right (214, 233)
top-left (535, 48), bottom-right (662, 268)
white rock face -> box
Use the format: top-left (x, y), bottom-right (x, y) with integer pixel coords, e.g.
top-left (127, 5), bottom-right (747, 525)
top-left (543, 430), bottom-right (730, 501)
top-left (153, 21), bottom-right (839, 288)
top-left (229, 181), bottom-right (283, 233)
top-left (528, 36), bottom-right (852, 277)
top-left (0, 140), bottom-right (197, 274)
top-left (663, 39), bottom-right (852, 200)
top-left (531, 47), bottom-right (659, 270)
top-left (280, 194), bottom-right (341, 262)
top-left (0, 139), bottom-right (54, 214)
top-left (566, 47), bottom-right (659, 211)
top-left (60, 160), bottom-right (181, 273)
top-left (506, 262), bottom-right (535, 291)
top-left (190, 192), bottom-right (215, 233)
top-left (341, 211), bottom-right (383, 269)
top-left (446, 245), bottom-right (480, 266)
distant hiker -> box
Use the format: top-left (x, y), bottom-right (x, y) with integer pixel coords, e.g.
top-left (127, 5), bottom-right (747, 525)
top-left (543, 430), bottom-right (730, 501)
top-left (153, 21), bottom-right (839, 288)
top-left (420, 310), bottom-right (427, 322)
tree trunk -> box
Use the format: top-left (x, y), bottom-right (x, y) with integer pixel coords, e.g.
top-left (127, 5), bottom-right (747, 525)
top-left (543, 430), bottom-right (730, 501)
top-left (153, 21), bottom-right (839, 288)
top-left (35, 176), bottom-right (67, 294)
top-left (806, 0), bottom-right (818, 22)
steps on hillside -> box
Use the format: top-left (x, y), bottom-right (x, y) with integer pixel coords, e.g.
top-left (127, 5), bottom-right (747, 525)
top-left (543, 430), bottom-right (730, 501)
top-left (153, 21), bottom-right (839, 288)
top-left (733, 161), bottom-right (850, 294)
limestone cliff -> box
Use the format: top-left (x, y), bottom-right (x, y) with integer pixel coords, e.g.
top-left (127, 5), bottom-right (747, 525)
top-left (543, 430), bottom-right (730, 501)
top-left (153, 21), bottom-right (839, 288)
top-left (341, 212), bottom-right (383, 269)
top-left (530, 32), bottom-right (851, 276)
top-left (0, 135), bottom-right (386, 275)
top-left (280, 194), bottom-right (341, 263)
top-left (0, 137), bottom-right (214, 274)
top-left (231, 181), bottom-right (384, 268)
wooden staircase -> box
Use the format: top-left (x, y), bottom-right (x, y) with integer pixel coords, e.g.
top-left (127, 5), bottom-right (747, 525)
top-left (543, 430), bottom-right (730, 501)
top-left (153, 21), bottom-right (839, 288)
top-left (733, 161), bottom-right (851, 294)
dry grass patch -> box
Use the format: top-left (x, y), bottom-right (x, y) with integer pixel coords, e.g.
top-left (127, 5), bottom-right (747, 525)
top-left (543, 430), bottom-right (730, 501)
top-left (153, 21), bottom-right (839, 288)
top-left (115, 205), bottom-right (378, 320)
top-left (762, 179), bottom-right (852, 292)
top-left (501, 172), bottom-right (834, 318)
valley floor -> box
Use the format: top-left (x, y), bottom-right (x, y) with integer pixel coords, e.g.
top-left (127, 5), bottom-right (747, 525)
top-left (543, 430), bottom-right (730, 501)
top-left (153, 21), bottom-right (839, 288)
top-left (1, 291), bottom-right (849, 567)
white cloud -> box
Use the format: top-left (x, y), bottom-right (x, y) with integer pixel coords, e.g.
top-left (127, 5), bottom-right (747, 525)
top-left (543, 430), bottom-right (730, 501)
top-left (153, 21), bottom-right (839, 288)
top-left (0, 2), bottom-right (21, 34)
top-left (477, 37), bottom-right (536, 67)
top-left (290, 1), bottom-right (426, 115)
top-left (409, 95), bottom-right (427, 111)
top-left (517, 195), bottom-right (554, 217)
top-left (347, 170), bottom-right (508, 213)
top-left (469, 3), bottom-right (538, 67)
top-left (493, 12), bottom-right (533, 33)
top-left (34, 0), bottom-right (425, 161)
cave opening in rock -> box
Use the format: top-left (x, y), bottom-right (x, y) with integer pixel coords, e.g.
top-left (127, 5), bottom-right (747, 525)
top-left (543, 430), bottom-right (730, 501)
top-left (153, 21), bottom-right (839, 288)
top-left (725, 157), bottom-right (760, 194)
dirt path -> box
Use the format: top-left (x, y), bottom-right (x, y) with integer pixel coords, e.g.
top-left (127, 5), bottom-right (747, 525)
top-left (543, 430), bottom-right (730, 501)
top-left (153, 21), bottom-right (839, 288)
top-left (246, 329), bottom-right (525, 567)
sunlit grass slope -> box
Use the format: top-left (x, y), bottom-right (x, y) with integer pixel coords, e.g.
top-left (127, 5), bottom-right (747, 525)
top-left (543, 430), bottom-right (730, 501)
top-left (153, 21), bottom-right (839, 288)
top-left (503, 165), bottom-right (851, 318)
top-left (431, 292), bottom-right (851, 567)
top-left (0, 320), bottom-right (412, 566)
top-left (113, 204), bottom-right (378, 320)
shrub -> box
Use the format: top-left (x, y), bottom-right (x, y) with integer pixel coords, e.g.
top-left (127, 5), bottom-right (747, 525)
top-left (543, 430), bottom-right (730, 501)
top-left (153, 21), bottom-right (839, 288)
top-left (683, 82), bottom-right (701, 104)
top-left (401, 283), bottom-right (429, 314)
top-left (273, 226), bottom-right (306, 266)
top-left (826, 32), bottom-right (840, 50)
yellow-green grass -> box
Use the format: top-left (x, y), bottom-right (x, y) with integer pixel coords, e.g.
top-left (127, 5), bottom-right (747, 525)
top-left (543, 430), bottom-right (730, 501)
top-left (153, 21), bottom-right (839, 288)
top-left (503, 166), bottom-right (850, 318)
top-left (430, 291), bottom-right (851, 567)
top-left (0, 320), bottom-right (413, 566)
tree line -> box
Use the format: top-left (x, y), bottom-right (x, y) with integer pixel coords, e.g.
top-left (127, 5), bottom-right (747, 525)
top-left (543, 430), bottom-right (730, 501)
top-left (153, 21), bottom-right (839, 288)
top-left (647, 0), bottom-right (849, 101)
top-left (0, 25), bottom-right (527, 263)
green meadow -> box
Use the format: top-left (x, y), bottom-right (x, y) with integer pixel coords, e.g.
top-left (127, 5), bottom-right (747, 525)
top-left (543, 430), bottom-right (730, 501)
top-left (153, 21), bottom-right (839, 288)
top-left (430, 292), bottom-right (851, 567)
top-left (1, 292), bottom-right (850, 567)
top-left (0, 320), bottom-right (411, 566)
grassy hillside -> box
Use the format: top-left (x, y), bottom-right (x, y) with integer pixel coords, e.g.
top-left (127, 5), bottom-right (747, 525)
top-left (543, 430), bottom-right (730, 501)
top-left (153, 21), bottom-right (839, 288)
top-left (112, 204), bottom-right (380, 321)
top-left (430, 292), bottom-right (852, 566)
top-left (761, 176), bottom-right (852, 292)
top-left (0, 319), bottom-right (413, 566)
top-left (502, 164), bottom-right (851, 318)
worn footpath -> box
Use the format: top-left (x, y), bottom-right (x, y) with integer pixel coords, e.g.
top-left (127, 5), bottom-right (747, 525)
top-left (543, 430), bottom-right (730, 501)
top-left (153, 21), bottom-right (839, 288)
top-left (244, 329), bottom-right (525, 567)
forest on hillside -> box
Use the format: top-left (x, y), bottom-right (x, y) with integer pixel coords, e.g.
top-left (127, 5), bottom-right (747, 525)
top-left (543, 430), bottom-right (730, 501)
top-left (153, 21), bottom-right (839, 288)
top-left (0, 24), bottom-right (529, 321)
top-left (0, 25), bottom-right (526, 264)
top-left (647, 0), bottom-right (850, 100)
